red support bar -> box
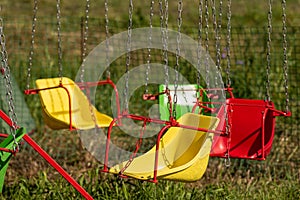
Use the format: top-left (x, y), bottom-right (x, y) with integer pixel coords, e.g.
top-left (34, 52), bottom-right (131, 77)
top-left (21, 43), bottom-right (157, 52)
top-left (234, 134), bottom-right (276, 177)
top-left (58, 84), bottom-right (73, 130)
top-left (103, 118), bottom-right (118, 172)
top-left (0, 133), bottom-right (8, 138)
top-left (0, 147), bottom-right (15, 154)
top-left (23, 134), bottom-right (93, 200)
top-left (142, 94), bottom-right (158, 101)
top-left (153, 125), bottom-right (171, 183)
top-left (0, 110), bottom-right (14, 127)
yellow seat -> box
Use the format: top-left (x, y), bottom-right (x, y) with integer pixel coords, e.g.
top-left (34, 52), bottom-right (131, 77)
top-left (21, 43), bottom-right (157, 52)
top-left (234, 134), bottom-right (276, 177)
top-left (109, 113), bottom-right (219, 182)
top-left (35, 77), bottom-right (113, 130)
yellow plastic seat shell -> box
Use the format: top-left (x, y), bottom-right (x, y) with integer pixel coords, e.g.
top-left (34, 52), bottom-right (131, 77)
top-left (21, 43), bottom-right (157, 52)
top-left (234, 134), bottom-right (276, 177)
top-left (109, 113), bottom-right (219, 182)
top-left (35, 77), bottom-right (113, 130)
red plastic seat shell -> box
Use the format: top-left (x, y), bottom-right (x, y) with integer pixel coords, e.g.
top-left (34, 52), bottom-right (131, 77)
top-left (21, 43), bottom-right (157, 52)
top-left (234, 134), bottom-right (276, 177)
top-left (210, 98), bottom-right (276, 160)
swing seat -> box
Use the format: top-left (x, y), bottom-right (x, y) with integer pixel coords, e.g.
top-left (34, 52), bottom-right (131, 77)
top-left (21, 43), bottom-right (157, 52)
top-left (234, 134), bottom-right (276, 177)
top-left (35, 77), bottom-right (113, 130)
top-left (109, 113), bottom-right (219, 182)
top-left (210, 98), bottom-right (276, 160)
top-left (158, 84), bottom-right (212, 121)
top-left (0, 127), bottom-right (26, 192)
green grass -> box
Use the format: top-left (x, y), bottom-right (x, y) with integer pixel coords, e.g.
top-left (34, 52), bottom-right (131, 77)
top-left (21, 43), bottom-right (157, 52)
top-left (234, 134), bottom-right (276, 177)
top-left (1, 169), bottom-right (299, 200)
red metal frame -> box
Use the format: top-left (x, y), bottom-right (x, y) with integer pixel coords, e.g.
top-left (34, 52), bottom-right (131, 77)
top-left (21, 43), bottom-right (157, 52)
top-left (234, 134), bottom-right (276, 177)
top-left (0, 109), bottom-right (93, 199)
top-left (24, 78), bottom-right (121, 130)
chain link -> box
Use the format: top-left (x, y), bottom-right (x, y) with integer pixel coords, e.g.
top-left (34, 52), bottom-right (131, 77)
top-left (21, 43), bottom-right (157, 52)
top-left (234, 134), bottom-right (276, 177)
top-left (124, 0), bottom-right (133, 112)
top-left (265, 0), bottom-right (272, 101)
top-left (225, 0), bottom-right (232, 87)
top-left (173, 0), bottom-right (183, 118)
top-left (281, 0), bottom-right (289, 112)
top-left (145, 0), bottom-right (154, 94)
top-left (212, 0), bottom-right (223, 89)
top-left (159, 0), bottom-right (169, 88)
top-left (197, 0), bottom-right (203, 89)
top-left (27, 0), bottom-right (38, 90)
top-left (0, 18), bottom-right (19, 150)
top-left (56, 0), bottom-right (63, 81)
top-left (81, 0), bottom-right (98, 129)
top-left (224, 0), bottom-right (232, 166)
top-left (204, 0), bottom-right (210, 88)
top-left (105, 0), bottom-right (110, 78)
top-left (80, 0), bottom-right (90, 83)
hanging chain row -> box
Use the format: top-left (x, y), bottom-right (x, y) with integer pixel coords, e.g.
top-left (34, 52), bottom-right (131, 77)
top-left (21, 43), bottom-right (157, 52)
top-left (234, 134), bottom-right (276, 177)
top-left (79, 0), bottom-right (90, 83)
top-left (0, 18), bottom-right (19, 150)
top-left (265, 0), bottom-right (272, 102)
top-left (145, 0), bottom-right (154, 94)
top-left (124, 0), bottom-right (133, 112)
top-left (281, 0), bottom-right (289, 112)
top-left (27, 0), bottom-right (38, 91)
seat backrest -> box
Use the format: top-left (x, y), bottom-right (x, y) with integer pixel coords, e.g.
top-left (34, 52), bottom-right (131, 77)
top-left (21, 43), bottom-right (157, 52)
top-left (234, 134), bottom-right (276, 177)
top-left (158, 84), bottom-right (211, 121)
top-left (211, 98), bottom-right (276, 160)
top-left (158, 113), bottom-right (219, 168)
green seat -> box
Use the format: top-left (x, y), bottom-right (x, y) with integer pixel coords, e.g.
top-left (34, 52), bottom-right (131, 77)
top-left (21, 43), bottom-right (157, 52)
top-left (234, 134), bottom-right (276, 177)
top-left (159, 84), bottom-right (212, 121)
top-left (0, 127), bottom-right (26, 192)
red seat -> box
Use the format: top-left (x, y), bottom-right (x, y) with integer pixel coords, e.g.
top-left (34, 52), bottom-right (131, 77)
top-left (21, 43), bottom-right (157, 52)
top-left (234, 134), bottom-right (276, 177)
top-left (210, 98), bottom-right (276, 160)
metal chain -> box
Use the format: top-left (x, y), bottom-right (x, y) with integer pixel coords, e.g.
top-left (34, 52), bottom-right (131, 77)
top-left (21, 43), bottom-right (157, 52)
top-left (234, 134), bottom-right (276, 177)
top-left (105, 0), bottom-right (110, 78)
top-left (164, 0), bottom-right (169, 89)
top-left (80, 0), bottom-right (90, 83)
top-left (265, 0), bottom-right (272, 102)
top-left (281, 0), bottom-right (289, 112)
top-left (196, 0), bottom-right (203, 91)
top-left (0, 18), bottom-right (19, 150)
top-left (173, 0), bottom-right (183, 118)
top-left (224, 0), bottom-right (232, 166)
top-left (159, 0), bottom-right (169, 88)
top-left (211, 0), bottom-right (218, 68)
top-left (27, 0), bottom-right (38, 90)
top-left (124, 0), bottom-right (133, 112)
top-left (56, 0), bottom-right (63, 81)
top-left (145, 0), bottom-right (154, 94)
top-left (81, 0), bottom-right (98, 129)
top-left (212, 0), bottom-right (223, 88)
top-left (225, 0), bottom-right (232, 87)
top-left (204, 0), bottom-right (210, 88)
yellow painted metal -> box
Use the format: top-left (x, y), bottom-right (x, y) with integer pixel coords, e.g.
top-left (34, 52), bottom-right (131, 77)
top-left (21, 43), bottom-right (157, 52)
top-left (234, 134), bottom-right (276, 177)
top-left (35, 77), bottom-right (113, 130)
top-left (109, 113), bottom-right (219, 182)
